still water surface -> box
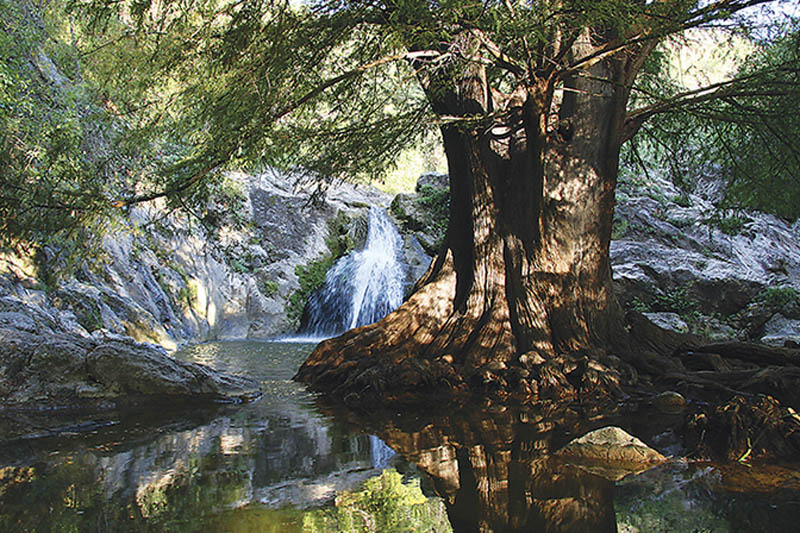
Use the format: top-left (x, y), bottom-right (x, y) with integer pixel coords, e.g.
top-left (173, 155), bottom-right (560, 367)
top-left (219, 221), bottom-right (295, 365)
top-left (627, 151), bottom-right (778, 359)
top-left (1, 341), bottom-right (799, 532)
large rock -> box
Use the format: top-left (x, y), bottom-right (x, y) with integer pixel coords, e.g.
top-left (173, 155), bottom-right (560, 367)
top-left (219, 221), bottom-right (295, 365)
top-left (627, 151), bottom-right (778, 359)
top-left (761, 314), bottom-right (800, 347)
top-left (555, 426), bottom-right (667, 481)
top-left (0, 325), bottom-right (259, 413)
top-left (0, 297), bottom-right (260, 441)
top-left (86, 340), bottom-right (260, 400)
top-left (0, 170), bottom-right (399, 346)
top-left (611, 172), bottom-right (800, 340)
top-left (390, 174), bottom-right (449, 256)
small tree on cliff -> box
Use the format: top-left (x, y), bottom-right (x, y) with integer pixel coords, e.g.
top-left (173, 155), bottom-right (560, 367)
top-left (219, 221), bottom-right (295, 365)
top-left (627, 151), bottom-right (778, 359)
top-left (70, 0), bottom-right (798, 398)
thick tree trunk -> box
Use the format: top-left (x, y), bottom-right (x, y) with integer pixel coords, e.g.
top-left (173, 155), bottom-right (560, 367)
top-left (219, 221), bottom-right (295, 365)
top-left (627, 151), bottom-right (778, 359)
top-left (296, 48), bottom-right (635, 402)
top-left (295, 14), bottom-right (800, 464)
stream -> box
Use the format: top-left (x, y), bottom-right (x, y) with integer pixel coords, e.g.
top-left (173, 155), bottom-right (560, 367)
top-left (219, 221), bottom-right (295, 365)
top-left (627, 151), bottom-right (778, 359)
top-left (1, 340), bottom-right (799, 532)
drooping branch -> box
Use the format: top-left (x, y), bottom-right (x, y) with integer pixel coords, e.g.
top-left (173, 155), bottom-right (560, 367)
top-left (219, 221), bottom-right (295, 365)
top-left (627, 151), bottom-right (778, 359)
top-left (109, 50), bottom-right (435, 208)
top-left (559, 0), bottom-right (778, 79)
top-left (621, 65), bottom-right (799, 142)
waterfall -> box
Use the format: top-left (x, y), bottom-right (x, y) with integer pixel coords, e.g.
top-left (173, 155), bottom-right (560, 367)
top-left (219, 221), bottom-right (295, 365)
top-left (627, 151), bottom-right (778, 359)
top-left (299, 207), bottom-right (407, 338)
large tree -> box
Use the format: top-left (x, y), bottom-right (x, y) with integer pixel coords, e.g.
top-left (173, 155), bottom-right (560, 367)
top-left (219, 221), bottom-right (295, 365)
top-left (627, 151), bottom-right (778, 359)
top-left (64, 0), bottom-right (799, 407)
top-left (293, 0), bottom-right (800, 400)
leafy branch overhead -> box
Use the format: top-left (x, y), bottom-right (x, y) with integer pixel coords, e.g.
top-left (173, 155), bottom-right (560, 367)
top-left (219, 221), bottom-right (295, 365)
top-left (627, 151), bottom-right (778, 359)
top-left (1, 0), bottom-right (799, 254)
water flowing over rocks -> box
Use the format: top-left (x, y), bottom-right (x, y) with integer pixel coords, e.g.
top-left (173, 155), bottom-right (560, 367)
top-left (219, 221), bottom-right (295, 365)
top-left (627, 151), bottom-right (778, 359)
top-left (299, 207), bottom-right (408, 337)
top-left (0, 171), bottom-right (400, 350)
top-left (0, 171), bottom-right (401, 426)
top-left (3, 165), bottom-right (799, 439)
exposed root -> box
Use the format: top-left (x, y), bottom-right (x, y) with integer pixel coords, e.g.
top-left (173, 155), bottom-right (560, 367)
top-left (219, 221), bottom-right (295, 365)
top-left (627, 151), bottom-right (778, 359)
top-left (296, 292), bottom-right (800, 460)
top-left (685, 395), bottom-right (800, 461)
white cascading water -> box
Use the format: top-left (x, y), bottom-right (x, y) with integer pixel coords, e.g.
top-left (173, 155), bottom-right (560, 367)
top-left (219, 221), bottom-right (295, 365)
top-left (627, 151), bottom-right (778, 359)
top-left (300, 207), bottom-right (406, 337)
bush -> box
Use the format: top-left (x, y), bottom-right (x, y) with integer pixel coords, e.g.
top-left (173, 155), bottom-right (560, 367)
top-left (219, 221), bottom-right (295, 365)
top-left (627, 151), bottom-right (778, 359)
top-left (758, 286), bottom-right (799, 310)
top-left (611, 217), bottom-right (628, 239)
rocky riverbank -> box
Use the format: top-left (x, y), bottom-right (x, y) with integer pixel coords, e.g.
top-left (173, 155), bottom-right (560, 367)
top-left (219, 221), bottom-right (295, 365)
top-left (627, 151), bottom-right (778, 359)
top-left (2, 167), bottom-right (798, 438)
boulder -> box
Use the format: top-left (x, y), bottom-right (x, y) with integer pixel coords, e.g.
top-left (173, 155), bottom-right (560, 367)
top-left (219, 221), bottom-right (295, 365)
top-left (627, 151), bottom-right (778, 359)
top-left (611, 172), bottom-right (800, 341)
top-left (555, 426), bottom-right (667, 481)
top-left (86, 339), bottom-right (260, 401)
top-left (415, 172), bottom-right (449, 192)
top-left (642, 312), bottom-right (688, 334)
top-left (0, 324), bottom-right (260, 419)
top-left (761, 314), bottom-right (800, 347)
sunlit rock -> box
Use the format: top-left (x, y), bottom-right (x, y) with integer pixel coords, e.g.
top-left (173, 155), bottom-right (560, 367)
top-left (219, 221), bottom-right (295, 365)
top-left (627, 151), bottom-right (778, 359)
top-left (555, 426), bottom-right (667, 481)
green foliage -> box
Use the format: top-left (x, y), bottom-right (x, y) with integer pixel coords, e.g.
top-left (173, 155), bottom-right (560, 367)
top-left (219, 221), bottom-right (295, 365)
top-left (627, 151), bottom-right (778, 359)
top-left (286, 212), bottom-right (358, 327)
top-left (416, 184), bottom-right (450, 234)
top-left (708, 212), bottom-right (748, 236)
top-left (654, 284), bottom-right (697, 316)
top-left (631, 297), bottom-right (650, 313)
top-left (625, 25), bottom-right (800, 220)
top-left (611, 216), bottom-right (629, 239)
top-left (757, 286), bottom-right (800, 310)
top-left (0, 0), bottom-right (130, 258)
top-left (287, 256), bottom-right (336, 327)
top-left (303, 469), bottom-right (452, 533)
top-left (671, 193), bottom-right (692, 208)
top-left (258, 278), bottom-right (280, 298)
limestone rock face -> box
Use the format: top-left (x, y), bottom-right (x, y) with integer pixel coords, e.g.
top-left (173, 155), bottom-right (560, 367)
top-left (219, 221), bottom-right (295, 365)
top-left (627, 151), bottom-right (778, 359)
top-left (389, 171), bottom-right (800, 343)
top-left (611, 172), bottom-right (800, 341)
top-left (761, 314), bottom-right (800, 347)
top-left (0, 171), bottom-right (401, 348)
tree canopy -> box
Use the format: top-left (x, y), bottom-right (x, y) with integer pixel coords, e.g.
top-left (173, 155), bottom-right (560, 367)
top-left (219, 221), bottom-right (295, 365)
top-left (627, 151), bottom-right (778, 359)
top-left (1, 0), bottom-right (798, 251)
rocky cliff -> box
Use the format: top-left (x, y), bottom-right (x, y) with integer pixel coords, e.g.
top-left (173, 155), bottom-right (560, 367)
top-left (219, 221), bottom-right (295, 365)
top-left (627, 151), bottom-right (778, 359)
top-left (0, 171), bottom-right (399, 351)
top-left (611, 172), bottom-right (800, 345)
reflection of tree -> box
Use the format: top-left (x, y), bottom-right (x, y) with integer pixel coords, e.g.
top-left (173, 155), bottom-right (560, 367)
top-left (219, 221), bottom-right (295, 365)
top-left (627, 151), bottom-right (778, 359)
top-left (337, 402), bottom-right (620, 533)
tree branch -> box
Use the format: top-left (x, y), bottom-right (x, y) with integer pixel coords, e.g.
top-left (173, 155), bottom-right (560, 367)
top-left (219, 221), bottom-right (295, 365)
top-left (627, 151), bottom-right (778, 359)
top-left (109, 49), bottom-right (431, 208)
top-left (622, 67), bottom-right (798, 142)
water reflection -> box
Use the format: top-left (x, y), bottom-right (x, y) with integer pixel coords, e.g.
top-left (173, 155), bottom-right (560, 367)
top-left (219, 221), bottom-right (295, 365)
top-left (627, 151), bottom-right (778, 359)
top-left (2, 341), bottom-right (800, 532)
top-left (330, 401), bottom-right (622, 532)
top-left (0, 341), bottom-right (445, 531)
top-left (328, 398), bottom-right (800, 533)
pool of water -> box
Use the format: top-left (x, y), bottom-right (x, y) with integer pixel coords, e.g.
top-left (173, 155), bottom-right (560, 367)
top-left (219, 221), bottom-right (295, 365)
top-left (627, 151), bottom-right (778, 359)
top-left (1, 340), bottom-right (799, 531)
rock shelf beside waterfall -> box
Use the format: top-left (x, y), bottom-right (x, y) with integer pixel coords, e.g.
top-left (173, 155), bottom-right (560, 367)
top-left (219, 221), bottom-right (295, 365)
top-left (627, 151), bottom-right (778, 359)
top-left (0, 295), bottom-right (260, 442)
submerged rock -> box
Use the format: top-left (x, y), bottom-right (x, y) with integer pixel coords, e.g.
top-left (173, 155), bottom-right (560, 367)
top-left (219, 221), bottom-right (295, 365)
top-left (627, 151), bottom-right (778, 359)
top-left (555, 426), bottom-right (667, 481)
top-left (653, 391), bottom-right (687, 414)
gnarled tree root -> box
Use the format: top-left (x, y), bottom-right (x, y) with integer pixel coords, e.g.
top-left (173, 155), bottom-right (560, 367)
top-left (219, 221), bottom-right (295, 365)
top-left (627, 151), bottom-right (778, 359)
top-left (296, 308), bottom-right (800, 460)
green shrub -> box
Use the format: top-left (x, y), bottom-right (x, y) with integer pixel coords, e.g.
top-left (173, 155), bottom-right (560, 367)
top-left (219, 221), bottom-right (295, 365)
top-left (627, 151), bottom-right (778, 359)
top-left (708, 212), bottom-right (748, 236)
top-left (417, 185), bottom-right (449, 230)
top-left (258, 278), bottom-right (279, 297)
top-left (654, 284), bottom-right (697, 315)
top-left (611, 217), bottom-right (628, 239)
top-left (671, 193), bottom-right (692, 208)
top-left (757, 286), bottom-right (799, 309)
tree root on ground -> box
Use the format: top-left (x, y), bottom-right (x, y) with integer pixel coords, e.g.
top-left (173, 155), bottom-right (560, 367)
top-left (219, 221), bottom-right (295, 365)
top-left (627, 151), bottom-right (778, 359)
top-left (297, 310), bottom-right (800, 460)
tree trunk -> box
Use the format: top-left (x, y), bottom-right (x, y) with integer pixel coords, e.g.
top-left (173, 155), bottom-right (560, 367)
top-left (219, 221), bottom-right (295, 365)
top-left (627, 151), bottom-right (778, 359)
top-left (295, 41), bottom-right (638, 402)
